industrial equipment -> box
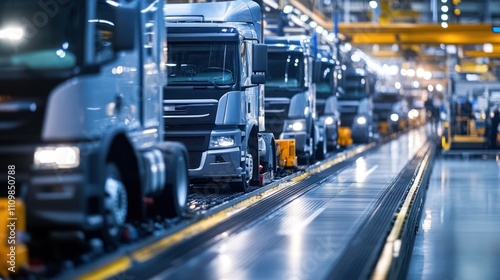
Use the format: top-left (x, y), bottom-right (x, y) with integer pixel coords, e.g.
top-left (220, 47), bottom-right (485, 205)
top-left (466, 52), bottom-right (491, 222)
top-left (0, 0), bottom-right (190, 276)
top-left (163, 0), bottom-right (278, 192)
top-left (264, 35), bottom-right (323, 163)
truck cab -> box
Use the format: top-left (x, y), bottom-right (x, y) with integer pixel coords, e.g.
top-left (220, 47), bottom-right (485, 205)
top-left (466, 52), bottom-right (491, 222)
top-left (0, 0), bottom-right (189, 265)
top-left (316, 46), bottom-right (341, 152)
top-left (264, 35), bottom-right (322, 163)
top-left (163, 0), bottom-right (276, 192)
top-left (337, 66), bottom-right (375, 144)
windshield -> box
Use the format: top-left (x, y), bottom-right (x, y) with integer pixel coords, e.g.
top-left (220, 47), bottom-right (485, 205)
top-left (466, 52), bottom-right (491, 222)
top-left (317, 63), bottom-right (334, 96)
top-left (167, 42), bottom-right (237, 86)
top-left (266, 52), bottom-right (304, 90)
top-left (0, 0), bottom-right (83, 73)
top-left (339, 75), bottom-right (367, 101)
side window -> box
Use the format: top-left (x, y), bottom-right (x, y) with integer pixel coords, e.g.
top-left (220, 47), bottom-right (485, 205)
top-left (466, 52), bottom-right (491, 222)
top-left (242, 41), bottom-right (252, 86)
top-left (93, 1), bottom-right (116, 62)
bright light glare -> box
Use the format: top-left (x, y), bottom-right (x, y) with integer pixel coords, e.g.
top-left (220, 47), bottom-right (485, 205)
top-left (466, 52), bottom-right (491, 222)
top-left (0, 27), bottom-right (24, 41)
top-left (390, 113), bottom-right (399, 122)
top-left (325, 117), bottom-right (334, 125)
top-left (408, 109), bottom-right (419, 119)
top-left (416, 68), bottom-right (425, 78)
top-left (441, 22), bottom-right (448, 28)
top-left (395, 82), bottom-right (401, 89)
top-left (424, 71), bottom-right (432, 80)
top-left (292, 121), bottom-right (304, 131)
top-left (369, 0), bottom-right (378, 9)
top-left (436, 84), bottom-right (443, 91)
top-left (34, 146), bottom-right (80, 168)
top-left (483, 43), bottom-right (493, 53)
top-left (428, 85), bottom-right (434, 91)
top-left (283, 5), bottom-right (294, 14)
top-left (356, 116), bottom-right (367, 125)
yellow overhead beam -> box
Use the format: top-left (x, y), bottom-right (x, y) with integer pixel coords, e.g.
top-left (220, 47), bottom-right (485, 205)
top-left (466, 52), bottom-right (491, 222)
top-left (334, 23), bottom-right (498, 45)
top-left (463, 45), bottom-right (500, 58)
top-left (463, 51), bottom-right (500, 58)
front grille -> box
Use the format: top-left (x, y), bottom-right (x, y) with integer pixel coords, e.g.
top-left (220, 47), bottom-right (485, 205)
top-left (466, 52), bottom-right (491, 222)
top-left (341, 113), bottom-right (356, 127)
top-left (163, 102), bottom-right (218, 126)
top-left (265, 117), bottom-right (285, 138)
top-left (165, 133), bottom-right (210, 169)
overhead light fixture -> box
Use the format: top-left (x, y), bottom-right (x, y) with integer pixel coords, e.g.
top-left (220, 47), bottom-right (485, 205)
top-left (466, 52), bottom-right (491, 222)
top-left (283, 5), bottom-right (294, 14)
top-left (483, 43), bottom-right (493, 53)
top-left (309, 21), bottom-right (318, 28)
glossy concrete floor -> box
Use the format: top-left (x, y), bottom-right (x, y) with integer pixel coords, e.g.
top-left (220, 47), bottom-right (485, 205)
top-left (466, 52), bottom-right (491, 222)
top-left (151, 129), bottom-right (429, 280)
top-left (408, 154), bottom-right (500, 279)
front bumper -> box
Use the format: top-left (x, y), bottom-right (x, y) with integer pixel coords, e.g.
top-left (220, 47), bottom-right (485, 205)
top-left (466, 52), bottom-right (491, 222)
top-left (1, 143), bottom-right (103, 232)
top-left (189, 146), bottom-right (243, 181)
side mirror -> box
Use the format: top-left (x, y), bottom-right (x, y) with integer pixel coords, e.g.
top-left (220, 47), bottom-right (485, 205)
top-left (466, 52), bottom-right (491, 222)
top-left (251, 74), bottom-right (266, 85)
top-left (113, 6), bottom-right (136, 51)
top-left (252, 44), bottom-right (267, 73)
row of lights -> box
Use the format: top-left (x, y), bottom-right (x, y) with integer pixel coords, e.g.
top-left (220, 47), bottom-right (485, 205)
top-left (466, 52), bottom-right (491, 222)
top-left (282, 4), bottom-right (336, 42)
top-left (400, 67), bottom-right (433, 80)
top-left (393, 81), bottom-right (443, 92)
top-left (440, 0), bottom-right (461, 28)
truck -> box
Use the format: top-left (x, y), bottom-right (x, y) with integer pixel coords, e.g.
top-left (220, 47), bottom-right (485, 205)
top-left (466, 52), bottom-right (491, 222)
top-left (337, 63), bottom-right (375, 144)
top-left (0, 0), bottom-right (189, 274)
top-left (373, 83), bottom-right (408, 135)
top-left (264, 35), bottom-right (323, 163)
top-left (316, 45), bottom-right (341, 152)
top-left (163, 0), bottom-right (277, 192)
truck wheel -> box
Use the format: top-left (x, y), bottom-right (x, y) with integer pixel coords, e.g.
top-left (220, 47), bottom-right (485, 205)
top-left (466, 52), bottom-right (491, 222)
top-left (154, 142), bottom-right (189, 218)
top-left (316, 138), bottom-right (327, 160)
top-left (230, 145), bottom-right (255, 193)
top-left (103, 163), bottom-right (128, 241)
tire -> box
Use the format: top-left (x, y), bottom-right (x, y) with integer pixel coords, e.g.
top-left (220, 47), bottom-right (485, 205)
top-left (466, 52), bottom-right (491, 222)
top-left (230, 140), bottom-right (257, 193)
top-left (316, 138), bottom-right (327, 160)
top-left (153, 142), bottom-right (189, 218)
top-left (260, 138), bottom-right (276, 182)
top-left (103, 163), bottom-right (128, 243)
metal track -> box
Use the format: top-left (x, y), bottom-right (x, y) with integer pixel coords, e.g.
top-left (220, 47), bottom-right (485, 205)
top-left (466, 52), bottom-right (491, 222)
top-left (324, 141), bottom-right (436, 279)
top-left (123, 145), bottom-right (378, 279)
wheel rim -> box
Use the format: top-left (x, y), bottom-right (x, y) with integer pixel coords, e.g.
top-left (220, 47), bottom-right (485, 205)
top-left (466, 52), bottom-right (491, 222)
top-left (104, 174), bottom-right (128, 236)
top-left (245, 150), bottom-right (253, 183)
top-left (175, 156), bottom-right (188, 209)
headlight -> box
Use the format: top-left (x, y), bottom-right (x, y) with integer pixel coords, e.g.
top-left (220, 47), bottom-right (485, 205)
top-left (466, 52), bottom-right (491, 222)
top-left (284, 119), bottom-right (306, 132)
top-left (408, 109), bottom-right (419, 119)
top-left (356, 116), bottom-right (367, 125)
top-left (210, 136), bottom-right (235, 148)
top-left (390, 113), bottom-right (399, 122)
top-left (34, 146), bottom-right (80, 169)
top-left (325, 116), bottom-right (334, 125)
